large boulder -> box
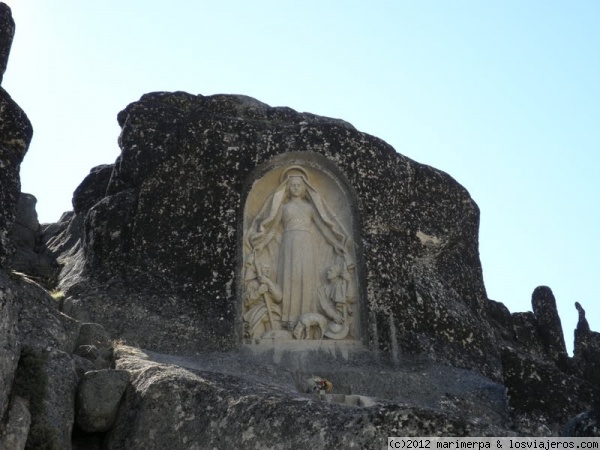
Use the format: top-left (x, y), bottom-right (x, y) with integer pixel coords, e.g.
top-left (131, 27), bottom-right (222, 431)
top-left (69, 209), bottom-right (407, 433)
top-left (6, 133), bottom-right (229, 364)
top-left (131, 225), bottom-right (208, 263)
top-left (8, 193), bottom-right (55, 282)
top-left (0, 87), bottom-right (32, 267)
top-left (501, 346), bottom-right (599, 434)
top-left (16, 274), bottom-right (79, 353)
top-left (105, 346), bottom-right (509, 449)
top-left (1, 272), bottom-right (82, 448)
top-left (0, 272), bottom-right (21, 422)
top-left (13, 347), bottom-right (79, 450)
top-left (76, 369), bottom-right (129, 433)
top-left (0, 396), bottom-right (30, 450)
top-left (531, 286), bottom-right (568, 370)
top-left (573, 302), bottom-right (600, 387)
top-left (58, 92), bottom-right (500, 380)
top-left (72, 164), bottom-right (114, 216)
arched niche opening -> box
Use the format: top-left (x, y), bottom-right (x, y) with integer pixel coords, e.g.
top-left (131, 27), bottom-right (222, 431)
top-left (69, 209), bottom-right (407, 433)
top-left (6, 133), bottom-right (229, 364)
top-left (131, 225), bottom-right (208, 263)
top-left (240, 153), bottom-right (364, 343)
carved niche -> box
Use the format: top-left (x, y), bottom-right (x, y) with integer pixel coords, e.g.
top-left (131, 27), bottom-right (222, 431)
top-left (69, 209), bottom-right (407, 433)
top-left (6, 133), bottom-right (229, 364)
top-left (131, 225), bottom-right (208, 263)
top-left (242, 160), bottom-right (361, 341)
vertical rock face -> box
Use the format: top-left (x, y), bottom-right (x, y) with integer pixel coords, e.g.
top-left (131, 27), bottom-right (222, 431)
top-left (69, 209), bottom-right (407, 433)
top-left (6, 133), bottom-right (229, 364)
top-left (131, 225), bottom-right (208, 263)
top-left (0, 272), bottom-right (21, 422)
top-left (72, 164), bottom-right (114, 215)
top-left (8, 193), bottom-right (55, 281)
top-left (531, 286), bottom-right (568, 369)
top-left (75, 369), bottom-right (129, 433)
top-left (501, 346), bottom-right (598, 432)
top-left (574, 302), bottom-right (600, 388)
top-left (0, 2), bottom-right (33, 441)
top-left (0, 3), bottom-right (14, 85)
top-left (0, 3), bottom-right (33, 268)
top-left (56, 91), bottom-right (501, 378)
top-left (13, 347), bottom-right (78, 450)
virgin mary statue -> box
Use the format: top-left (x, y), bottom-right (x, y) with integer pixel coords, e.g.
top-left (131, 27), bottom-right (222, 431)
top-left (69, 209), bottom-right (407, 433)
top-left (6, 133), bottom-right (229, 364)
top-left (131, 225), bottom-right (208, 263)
top-left (244, 166), bottom-right (353, 329)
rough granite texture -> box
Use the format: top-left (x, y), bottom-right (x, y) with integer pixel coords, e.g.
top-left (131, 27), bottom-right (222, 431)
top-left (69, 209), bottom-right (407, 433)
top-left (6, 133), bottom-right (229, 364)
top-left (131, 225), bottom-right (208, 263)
top-left (1, 7), bottom-right (599, 441)
top-left (0, 395), bottom-right (30, 450)
top-left (573, 302), bottom-right (600, 388)
top-left (106, 346), bottom-right (510, 449)
top-left (8, 193), bottom-right (55, 281)
top-left (0, 87), bottom-right (32, 267)
top-left (55, 91), bottom-right (501, 381)
top-left (76, 369), bottom-right (130, 433)
top-left (531, 286), bottom-right (568, 370)
top-left (501, 346), bottom-right (599, 433)
top-left (0, 2), bottom-right (14, 85)
top-left (14, 347), bottom-right (79, 450)
top-left (0, 272), bottom-right (21, 421)
top-left (0, 3), bottom-right (32, 266)
top-left (72, 164), bottom-right (114, 216)
top-left (0, 272), bottom-right (83, 449)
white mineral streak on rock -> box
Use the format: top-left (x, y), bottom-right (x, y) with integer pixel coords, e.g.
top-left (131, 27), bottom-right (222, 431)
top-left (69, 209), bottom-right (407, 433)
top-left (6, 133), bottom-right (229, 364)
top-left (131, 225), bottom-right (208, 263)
top-left (225, 276), bottom-right (233, 299)
top-left (416, 230), bottom-right (443, 247)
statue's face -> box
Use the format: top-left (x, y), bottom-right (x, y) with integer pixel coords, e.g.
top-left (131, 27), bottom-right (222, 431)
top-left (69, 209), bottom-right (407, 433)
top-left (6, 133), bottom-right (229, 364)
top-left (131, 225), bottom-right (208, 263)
top-left (262, 265), bottom-right (270, 276)
top-left (327, 266), bottom-right (341, 280)
top-left (288, 177), bottom-right (306, 197)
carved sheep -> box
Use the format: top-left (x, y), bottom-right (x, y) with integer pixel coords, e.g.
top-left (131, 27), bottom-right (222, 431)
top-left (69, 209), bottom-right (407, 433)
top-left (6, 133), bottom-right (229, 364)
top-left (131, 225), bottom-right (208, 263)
top-left (292, 313), bottom-right (328, 340)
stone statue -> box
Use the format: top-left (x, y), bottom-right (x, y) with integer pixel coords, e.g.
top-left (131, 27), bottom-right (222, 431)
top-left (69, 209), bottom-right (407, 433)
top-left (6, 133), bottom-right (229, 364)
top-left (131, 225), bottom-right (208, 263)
top-left (243, 164), bottom-right (359, 340)
top-left (318, 263), bottom-right (356, 339)
top-left (243, 264), bottom-right (282, 339)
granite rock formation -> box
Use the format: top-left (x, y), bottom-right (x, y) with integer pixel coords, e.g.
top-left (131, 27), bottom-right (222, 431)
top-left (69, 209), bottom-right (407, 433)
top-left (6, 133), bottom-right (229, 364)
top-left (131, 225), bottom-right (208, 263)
top-left (76, 369), bottom-right (130, 433)
top-left (104, 345), bottom-right (511, 449)
top-left (0, 10), bottom-right (32, 266)
top-left (35, 90), bottom-right (598, 440)
top-left (2, 2), bottom-right (600, 445)
top-left (573, 302), bottom-right (600, 387)
top-left (0, 2), bottom-right (13, 85)
top-left (8, 193), bottom-right (55, 282)
top-left (0, 5), bottom-right (122, 449)
top-left (52, 91), bottom-right (501, 381)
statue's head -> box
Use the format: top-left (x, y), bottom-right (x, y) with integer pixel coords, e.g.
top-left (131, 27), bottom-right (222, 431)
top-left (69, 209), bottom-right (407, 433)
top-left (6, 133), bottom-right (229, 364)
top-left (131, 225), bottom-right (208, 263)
top-left (261, 264), bottom-right (271, 276)
top-left (281, 166), bottom-right (310, 199)
top-left (326, 265), bottom-right (342, 280)
top-left (288, 176), bottom-right (306, 198)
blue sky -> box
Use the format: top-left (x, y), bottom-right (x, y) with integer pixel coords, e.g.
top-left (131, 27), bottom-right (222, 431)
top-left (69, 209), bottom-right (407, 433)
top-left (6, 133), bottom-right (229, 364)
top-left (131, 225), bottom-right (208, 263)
top-left (3, 1), bottom-right (599, 353)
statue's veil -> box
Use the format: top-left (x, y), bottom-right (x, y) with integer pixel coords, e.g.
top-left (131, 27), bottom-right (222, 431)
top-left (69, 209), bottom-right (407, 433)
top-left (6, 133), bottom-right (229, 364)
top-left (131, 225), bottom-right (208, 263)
top-left (244, 166), bottom-right (350, 283)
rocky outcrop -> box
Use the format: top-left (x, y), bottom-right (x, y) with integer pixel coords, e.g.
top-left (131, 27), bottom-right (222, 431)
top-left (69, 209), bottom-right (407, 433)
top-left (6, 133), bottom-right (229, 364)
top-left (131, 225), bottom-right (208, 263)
top-left (0, 2), bottom-right (13, 85)
top-left (13, 347), bottom-right (78, 450)
top-left (76, 369), bottom-right (129, 433)
top-left (0, 396), bottom-right (30, 450)
top-left (104, 346), bottom-right (510, 449)
top-left (53, 91), bottom-right (500, 381)
top-left (0, 7), bottom-right (102, 448)
top-left (0, 11), bottom-right (32, 265)
top-left (8, 193), bottom-right (56, 283)
top-left (531, 286), bottom-right (568, 370)
top-left (72, 164), bottom-right (114, 216)
top-left (501, 346), bottom-right (599, 433)
top-left (573, 302), bottom-right (600, 387)
top-left (0, 268), bottom-right (117, 449)
top-left (0, 272), bottom-right (21, 423)
top-left (2, 3), bottom-right (599, 443)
